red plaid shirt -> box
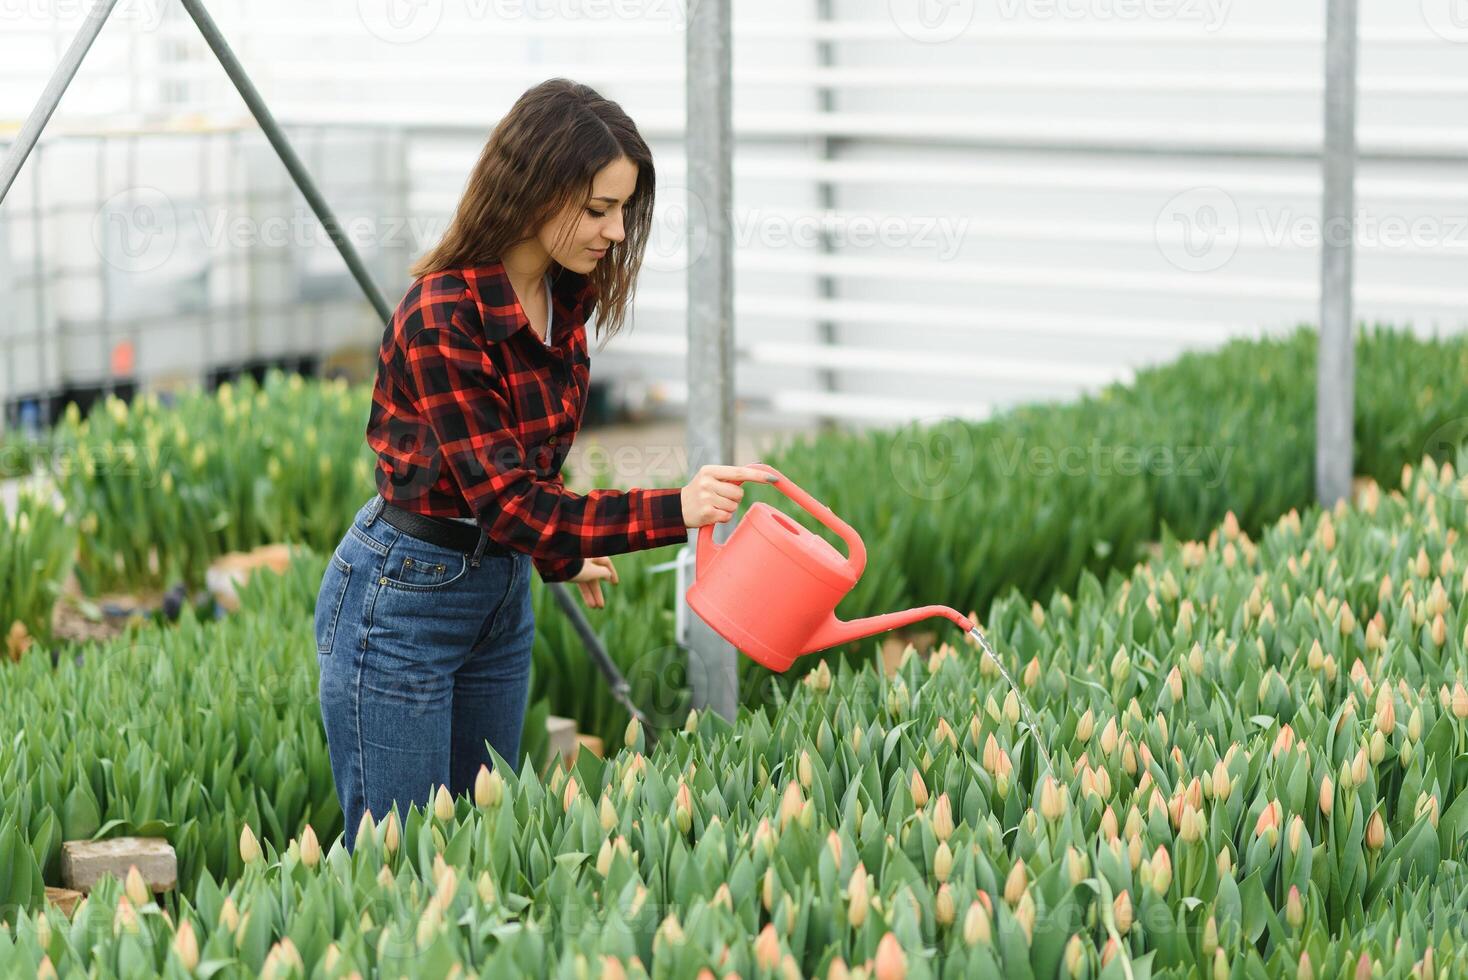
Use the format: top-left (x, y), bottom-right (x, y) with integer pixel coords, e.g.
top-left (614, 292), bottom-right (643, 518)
top-left (366, 260), bottom-right (688, 583)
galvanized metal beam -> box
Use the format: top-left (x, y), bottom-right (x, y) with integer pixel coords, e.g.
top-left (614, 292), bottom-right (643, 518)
top-left (684, 0), bottom-right (739, 722)
top-left (1317, 0), bottom-right (1358, 507)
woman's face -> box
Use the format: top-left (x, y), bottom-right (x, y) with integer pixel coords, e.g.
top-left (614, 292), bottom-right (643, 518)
top-left (538, 155), bottom-right (638, 274)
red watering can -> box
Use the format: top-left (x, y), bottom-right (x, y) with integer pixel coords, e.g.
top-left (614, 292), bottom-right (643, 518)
top-left (686, 462), bottom-right (976, 672)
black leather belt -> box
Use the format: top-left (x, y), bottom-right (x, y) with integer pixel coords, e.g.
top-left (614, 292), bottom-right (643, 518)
top-left (377, 500), bottom-right (513, 557)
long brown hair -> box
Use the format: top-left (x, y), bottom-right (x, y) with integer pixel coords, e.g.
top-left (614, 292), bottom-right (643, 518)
top-left (410, 78), bottom-right (655, 342)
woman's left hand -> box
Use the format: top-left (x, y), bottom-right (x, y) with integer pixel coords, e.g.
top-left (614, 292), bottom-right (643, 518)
top-left (569, 556), bottom-right (618, 609)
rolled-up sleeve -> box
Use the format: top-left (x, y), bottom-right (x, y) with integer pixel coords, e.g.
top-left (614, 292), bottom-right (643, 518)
top-left (404, 324), bottom-right (688, 565)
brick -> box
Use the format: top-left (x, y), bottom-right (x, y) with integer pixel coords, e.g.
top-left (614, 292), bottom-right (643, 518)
top-left (61, 838), bottom-right (177, 894)
top-left (546, 715), bottom-right (578, 766)
top-left (44, 887), bottom-right (84, 917)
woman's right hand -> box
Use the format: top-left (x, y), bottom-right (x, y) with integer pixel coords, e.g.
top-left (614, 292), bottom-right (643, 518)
top-left (680, 464), bottom-right (780, 528)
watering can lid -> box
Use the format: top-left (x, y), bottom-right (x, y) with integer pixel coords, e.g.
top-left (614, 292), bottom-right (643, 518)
top-left (745, 502), bottom-right (856, 593)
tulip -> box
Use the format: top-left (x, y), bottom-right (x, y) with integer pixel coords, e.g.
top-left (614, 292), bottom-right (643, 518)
top-left (239, 824), bottom-right (262, 864)
top-left (124, 865), bottom-right (150, 907)
top-left (933, 841), bottom-right (953, 882)
top-left (848, 864), bottom-right (870, 927)
top-left (963, 900), bottom-right (992, 945)
top-left (1366, 811), bottom-right (1386, 850)
top-left (933, 793), bottom-right (955, 842)
top-left (300, 825), bottom-right (321, 868)
top-left (434, 784), bottom-right (455, 821)
top-left (1004, 859), bottom-right (1027, 905)
top-left (172, 920), bottom-right (200, 970)
top-left (910, 769), bottom-right (929, 809)
top-left (476, 766), bottom-right (504, 807)
top-left (383, 809), bottom-right (400, 855)
top-left (1113, 891), bottom-right (1133, 934)
top-left (935, 884), bottom-right (956, 927)
top-left (1285, 885), bottom-right (1304, 927)
top-left (874, 933), bottom-right (906, 980)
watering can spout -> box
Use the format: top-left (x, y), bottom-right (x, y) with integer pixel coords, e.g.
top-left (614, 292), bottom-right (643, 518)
top-left (801, 605), bottom-right (976, 657)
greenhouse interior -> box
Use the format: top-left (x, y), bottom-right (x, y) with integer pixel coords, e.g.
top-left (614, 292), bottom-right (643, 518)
top-left (3, 1), bottom-right (1468, 977)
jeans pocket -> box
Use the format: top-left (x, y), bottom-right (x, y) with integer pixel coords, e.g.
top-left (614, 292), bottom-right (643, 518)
top-left (315, 550), bottom-right (352, 655)
top-left (380, 533), bottom-right (471, 593)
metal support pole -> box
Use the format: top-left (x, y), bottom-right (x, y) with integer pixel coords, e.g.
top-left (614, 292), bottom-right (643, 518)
top-left (1317, 0), bottom-right (1358, 507)
top-left (684, 0), bottom-right (739, 721)
top-left (175, 0), bottom-right (394, 326)
top-left (0, 0), bottom-right (119, 206)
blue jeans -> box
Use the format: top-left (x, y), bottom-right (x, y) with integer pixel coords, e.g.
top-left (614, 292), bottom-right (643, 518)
top-left (315, 495), bottom-right (535, 852)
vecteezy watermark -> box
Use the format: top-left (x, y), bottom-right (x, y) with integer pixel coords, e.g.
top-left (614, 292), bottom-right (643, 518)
top-left (995, 0), bottom-right (1232, 30)
top-left (888, 416), bottom-right (979, 502)
top-left (995, 438), bottom-right (1235, 488)
top-left (0, 0), bottom-right (168, 31)
top-left (889, 0), bottom-right (977, 43)
top-left (1422, 0), bottom-right (1468, 43)
top-left (92, 190), bottom-right (449, 271)
top-left (93, 187), bottom-right (179, 275)
top-left (889, 0), bottom-right (1230, 43)
top-left (357, 0), bottom-right (691, 44)
top-left (1156, 186), bottom-right (1468, 273)
top-left (644, 184), bottom-right (969, 273)
top-left (1421, 418), bottom-right (1468, 503)
top-left (1154, 187), bottom-right (1241, 273)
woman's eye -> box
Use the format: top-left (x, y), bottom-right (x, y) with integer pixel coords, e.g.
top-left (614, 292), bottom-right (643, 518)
top-left (586, 208), bottom-right (606, 218)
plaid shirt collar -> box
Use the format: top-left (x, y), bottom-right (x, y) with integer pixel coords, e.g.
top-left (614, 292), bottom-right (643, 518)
top-left (459, 260), bottom-right (598, 345)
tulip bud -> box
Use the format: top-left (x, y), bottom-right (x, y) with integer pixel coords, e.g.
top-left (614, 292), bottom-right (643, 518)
top-left (1065, 935), bottom-right (1085, 978)
top-left (239, 824), bottom-right (262, 864)
top-left (1376, 691), bottom-right (1396, 735)
top-left (848, 864), bottom-right (870, 927)
top-left (1202, 916), bottom-right (1218, 956)
top-left (675, 782), bottom-right (693, 834)
top-left (1285, 885), bottom-right (1304, 927)
top-left (124, 865), bottom-right (150, 907)
top-left (1039, 776), bottom-right (1066, 821)
top-left (1298, 952), bottom-right (1314, 980)
top-left (1214, 949), bottom-right (1230, 980)
top-left (933, 793), bottom-right (955, 842)
top-left (1076, 709), bottom-right (1095, 743)
top-left (1004, 859), bottom-right (1027, 905)
top-left (300, 825), bottom-right (321, 869)
top-left (475, 766), bottom-right (503, 807)
top-left (1112, 891), bottom-right (1133, 934)
top-left (383, 809), bottom-right (400, 855)
top-left (874, 932), bottom-right (906, 980)
top-left (1151, 846), bottom-right (1172, 895)
top-left (935, 884), bottom-right (956, 927)
top-left (1003, 691), bottom-right (1021, 725)
top-left (171, 919), bottom-right (200, 970)
top-left (910, 769), bottom-right (929, 809)
top-left (964, 899), bottom-right (992, 945)
top-left (1366, 811), bottom-right (1386, 850)
top-left (434, 784), bottom-right (455, 822)
top-left (1100, 717), bottom-right (1119, 755)
top-left (933, 842), bottom-right (954, 883)
top-left (754, 923), bottom-right (781, 970)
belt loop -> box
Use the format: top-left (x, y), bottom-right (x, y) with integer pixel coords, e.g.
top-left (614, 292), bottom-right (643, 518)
top-left (364, 494), bottom-right (386, 527)
top-left (470, 526), bottom-right (489, 567)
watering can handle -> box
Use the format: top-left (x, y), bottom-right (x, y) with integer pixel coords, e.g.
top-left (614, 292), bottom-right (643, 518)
top-left (696, 463), bottom-right (867, 578)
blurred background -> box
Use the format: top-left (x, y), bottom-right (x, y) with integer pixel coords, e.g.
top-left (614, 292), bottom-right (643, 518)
top-left (4, 0), bottom-right (1464, 440)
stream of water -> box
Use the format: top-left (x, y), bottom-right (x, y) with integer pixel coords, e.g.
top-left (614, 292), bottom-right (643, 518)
top-left (966, 626), bottom-right (1055, 777)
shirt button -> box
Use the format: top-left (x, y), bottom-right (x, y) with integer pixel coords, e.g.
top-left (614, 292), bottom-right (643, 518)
top-left (379, 576), bottom-right (388, 585)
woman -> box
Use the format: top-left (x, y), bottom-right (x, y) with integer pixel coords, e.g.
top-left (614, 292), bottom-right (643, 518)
top-left (314, 78), bottom-right (777, 851)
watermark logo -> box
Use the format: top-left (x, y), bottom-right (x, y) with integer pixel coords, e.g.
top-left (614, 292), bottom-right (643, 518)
top-left (1422, 0), bottom-right (1468, 42)
top-left (1155, 186), bottom-right (1241, 273)
top-left (889, 0), bottom-right (976, 43)
top-left (888, 416), bottom-right (979, 501)
top-left (641, 181), bottom-right (710, 274)
top-left (358, 0), bottom-right (445, 43)
top-left (93, 187), bottom-right (177, 274)
top-left (1422, 418), bottom-right (1468, 502)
